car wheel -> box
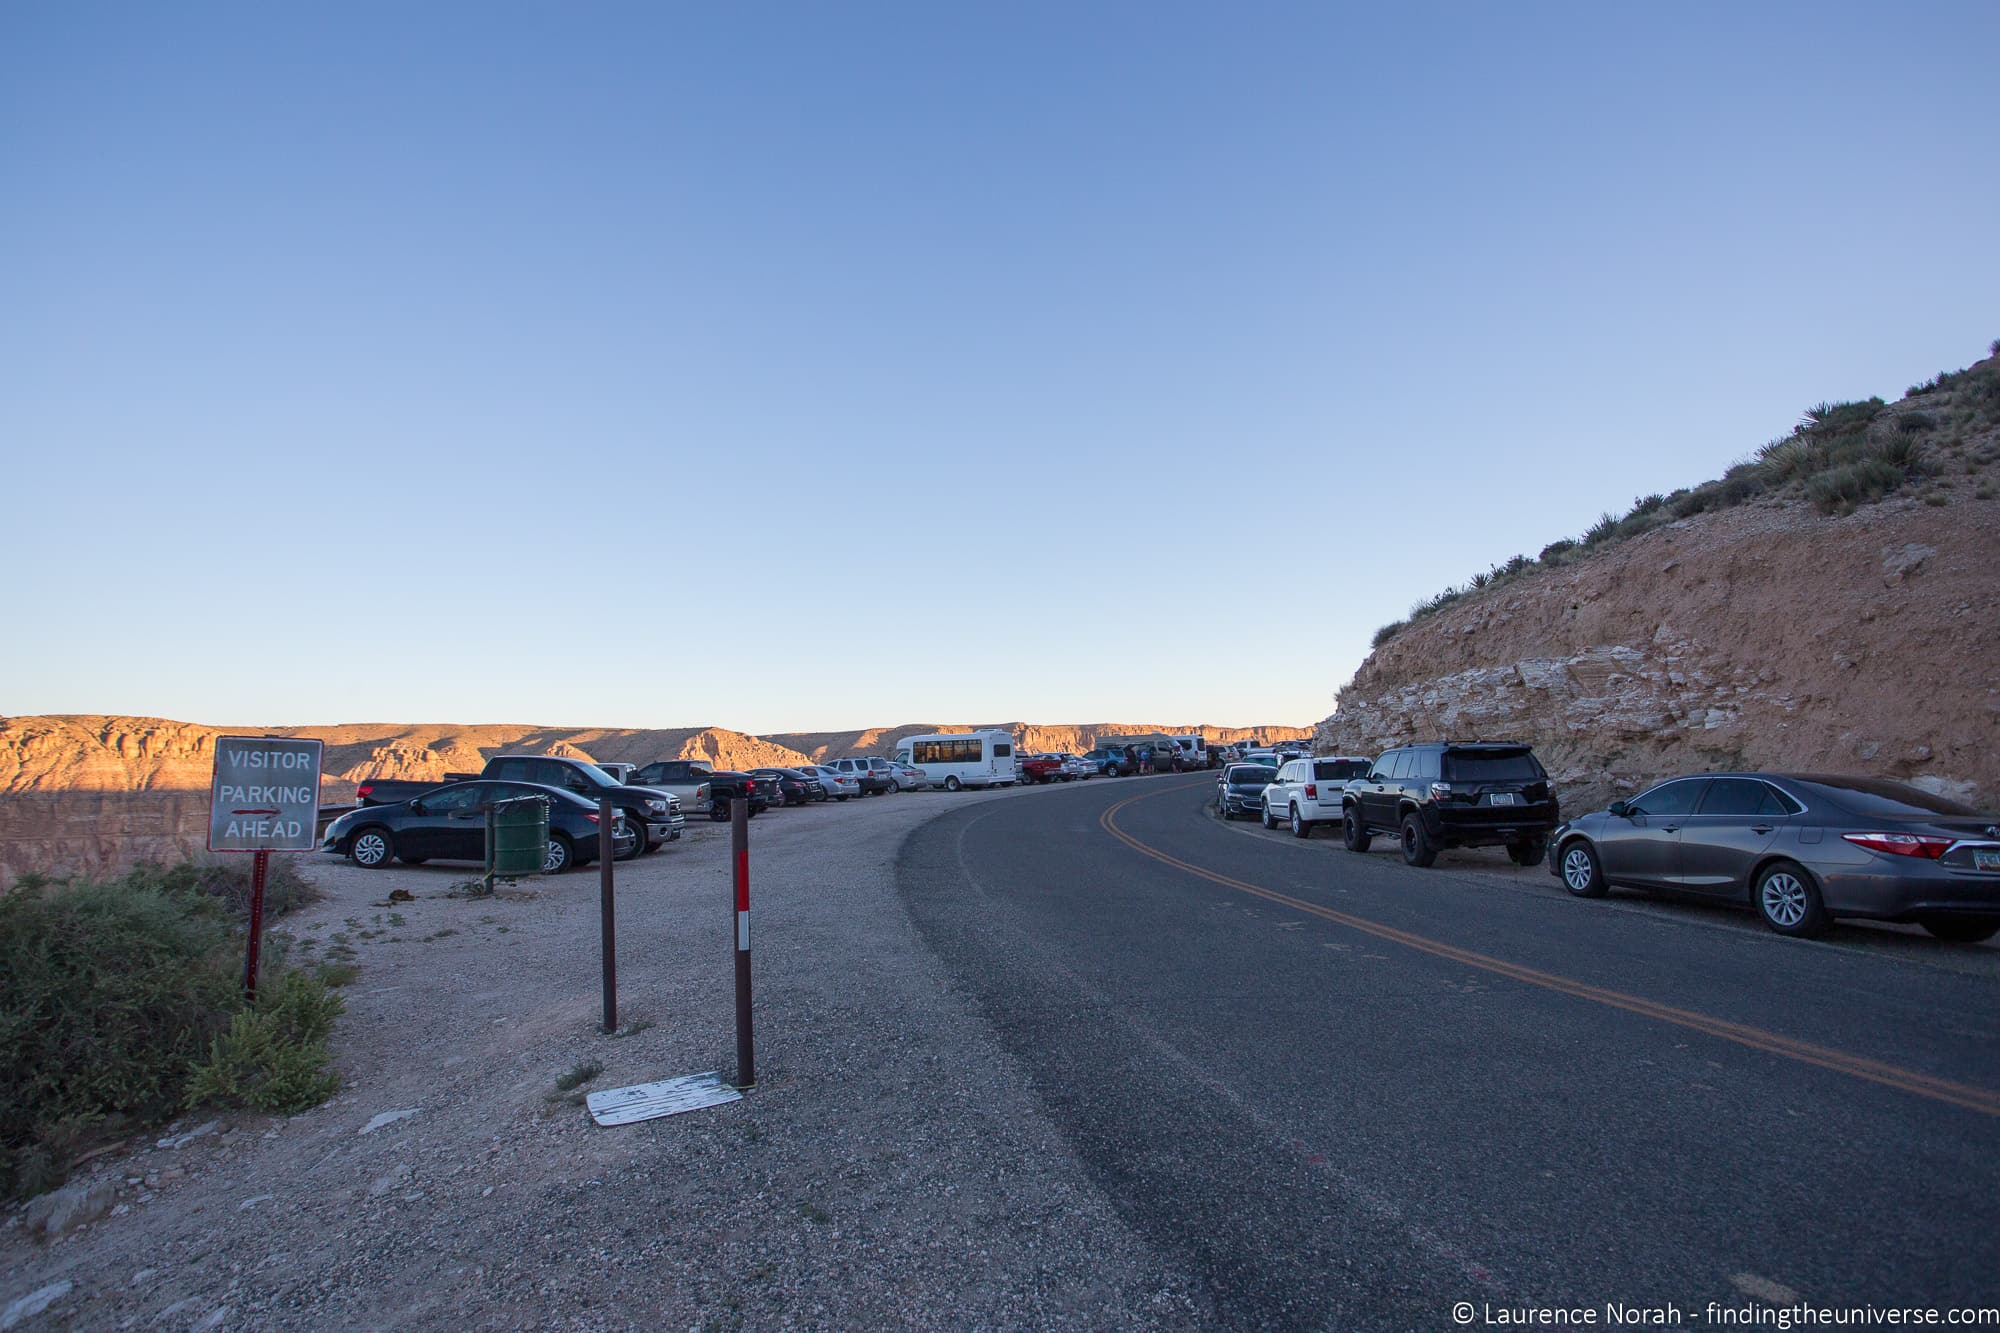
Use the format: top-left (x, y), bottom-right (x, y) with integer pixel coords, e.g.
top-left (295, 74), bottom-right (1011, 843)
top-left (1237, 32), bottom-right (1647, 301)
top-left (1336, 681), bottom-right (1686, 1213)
top-left (1290, 805), bottom-right (1312, 839)
top-left (1507, 838), bottom-right (1546, 867)
top-left (1755, 860), bottom-right (1829, 938)
top-left (350, 827), bottom-right (394, 869)
top-left (543, 833), bottom-right (574, 875)
top-left (1399, 814), bottom-right (1438, 867)
top-left (1342, 809), bottom-right (1371, 853)
top-left (1558, 840), bottom-right (1607, 897)
top-left (886, 779), bottom-right (900, 794)
top-left (1105, 765), bottom-right (1121, 778)
top-left (709, 801), bottom-right (730, 822)
top-left (397, 855), bottom-right (428, 866)
top-left (1919, 916), bottom-right (2000, 944)
top-left (944, 776), bottom-right (961, 792)
top-left (1260, 804), bottom-right (1278, 830)
top-left (618, 823), bottom-right (647, 859)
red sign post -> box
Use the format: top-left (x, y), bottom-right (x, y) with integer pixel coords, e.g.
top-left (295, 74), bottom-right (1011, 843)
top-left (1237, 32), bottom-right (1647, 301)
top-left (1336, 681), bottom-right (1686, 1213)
top-left (731, 796), bottom-right (755, 1089)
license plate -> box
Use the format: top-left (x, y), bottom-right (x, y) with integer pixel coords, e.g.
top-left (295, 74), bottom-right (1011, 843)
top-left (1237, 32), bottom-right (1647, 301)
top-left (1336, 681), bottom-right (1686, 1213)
top-left (1976, 850), bottom-right (2000, 872)
top-left (1489, 793), bottom-right (1517, 806)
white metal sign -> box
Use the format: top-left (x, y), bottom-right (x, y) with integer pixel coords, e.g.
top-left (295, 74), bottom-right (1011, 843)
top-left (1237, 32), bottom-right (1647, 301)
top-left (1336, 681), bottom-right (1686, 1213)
top-left (208, 736), bottom-right (324, 852)
top-left (586, 1072), bottom-right (742, 1127)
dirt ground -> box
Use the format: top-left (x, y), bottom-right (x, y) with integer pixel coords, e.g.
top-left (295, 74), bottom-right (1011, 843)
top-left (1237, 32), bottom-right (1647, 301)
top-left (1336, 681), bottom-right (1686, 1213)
top-left (0, 783), bottom-right (1204, 1331)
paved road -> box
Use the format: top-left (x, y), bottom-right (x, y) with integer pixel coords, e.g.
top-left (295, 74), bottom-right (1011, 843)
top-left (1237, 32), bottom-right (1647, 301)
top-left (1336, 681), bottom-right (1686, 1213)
top-left (897, 774), bottom-right (2000, 1330)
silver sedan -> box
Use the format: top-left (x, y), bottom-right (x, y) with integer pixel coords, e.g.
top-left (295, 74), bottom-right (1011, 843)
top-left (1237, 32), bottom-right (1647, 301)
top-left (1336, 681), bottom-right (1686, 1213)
top-left (1549, 773), bottom-right (2000, 941)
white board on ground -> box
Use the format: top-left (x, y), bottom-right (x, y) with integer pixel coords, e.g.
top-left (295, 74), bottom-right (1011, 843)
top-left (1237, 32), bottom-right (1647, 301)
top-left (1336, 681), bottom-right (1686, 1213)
top-left (587, 1072), bottom-right (741, 1127)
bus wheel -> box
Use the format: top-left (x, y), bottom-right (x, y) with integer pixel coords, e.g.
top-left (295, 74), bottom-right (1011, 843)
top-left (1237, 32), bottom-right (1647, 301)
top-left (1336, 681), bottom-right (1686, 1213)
top-left (945, 775), bottom-right (962, 792)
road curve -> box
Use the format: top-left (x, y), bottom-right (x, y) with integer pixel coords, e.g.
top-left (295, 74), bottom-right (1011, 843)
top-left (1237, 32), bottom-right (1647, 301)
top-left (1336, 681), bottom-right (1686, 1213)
top-left (896, 774), bottom-right (2000, 1330)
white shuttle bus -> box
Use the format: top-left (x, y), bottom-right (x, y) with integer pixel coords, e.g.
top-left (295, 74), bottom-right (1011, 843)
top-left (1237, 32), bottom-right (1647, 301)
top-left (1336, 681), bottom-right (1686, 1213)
top-left (1170, 734), bottom-right (1209, 767)
top-left (895, 730), bottom-right (1017, 791)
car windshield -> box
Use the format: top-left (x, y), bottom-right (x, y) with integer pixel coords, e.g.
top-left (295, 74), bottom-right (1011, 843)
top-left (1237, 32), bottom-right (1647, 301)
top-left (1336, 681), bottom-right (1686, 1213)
top-left (570, 761), bottom-right (622, 788)
top-left (1800, 776), bottom-right (1984, 818)
top-left (1228, 766), bottom-right (1277, 784)
top-left (1443, 751), bottom-right (1544, 783)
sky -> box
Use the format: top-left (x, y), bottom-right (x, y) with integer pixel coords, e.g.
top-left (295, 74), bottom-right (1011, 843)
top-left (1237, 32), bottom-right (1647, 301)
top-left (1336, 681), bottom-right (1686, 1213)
top-left (2, 1), bottom-right (1996, 735)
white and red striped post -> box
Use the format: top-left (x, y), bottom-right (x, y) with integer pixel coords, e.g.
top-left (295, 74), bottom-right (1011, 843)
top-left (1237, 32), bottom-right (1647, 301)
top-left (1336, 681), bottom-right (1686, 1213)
top-left (730, 796), bottom-right (755, 1089)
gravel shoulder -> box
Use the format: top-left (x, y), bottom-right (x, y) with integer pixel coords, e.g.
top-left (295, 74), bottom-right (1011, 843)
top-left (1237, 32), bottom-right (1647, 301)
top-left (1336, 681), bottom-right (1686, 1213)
top-left (1, 783), bottom-right (1205, 1331)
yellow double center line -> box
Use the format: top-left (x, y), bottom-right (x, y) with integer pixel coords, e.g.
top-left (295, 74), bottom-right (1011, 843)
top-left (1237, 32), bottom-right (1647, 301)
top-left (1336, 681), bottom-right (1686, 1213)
top-left (1101, 785), bottom-right (2000, 1118)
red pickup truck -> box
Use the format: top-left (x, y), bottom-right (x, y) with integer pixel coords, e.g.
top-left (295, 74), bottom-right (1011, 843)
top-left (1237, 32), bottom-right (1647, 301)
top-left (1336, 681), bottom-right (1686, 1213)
top-left (1016, 753), bottom-right (1066, 785)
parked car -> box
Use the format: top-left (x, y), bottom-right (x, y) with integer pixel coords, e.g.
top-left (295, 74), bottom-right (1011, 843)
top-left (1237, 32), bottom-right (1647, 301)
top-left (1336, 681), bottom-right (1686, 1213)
top-left (1263, 756), bottom-right (1374, 837)
top-left (322, 780), bottom-right (632, 874)
top-left (827, 756), bottom-right (898, 794)
top-left (806, 765), bottom-right (861, 800)
top-left (1549, 773), bottom-right (2000, 941)
top-left (357, 755), bottom-right (683, 857)
top-left (631, 760), bottom-right (770, 819)
top-left (594, 763), bottom-right (636, 783)
top-left (1082, 747), bottom-right (1134, 777)
top-left (1216, 763), bottom-right (1280, 820)
top-left (750, 767), bottom-right (824, 806)
top-left (1058, 753), bottom-right (1091, 781)
top-left (1342, 742), bottom-right (1559, 867)
top-left (885, 758), bottom-right (929, 791)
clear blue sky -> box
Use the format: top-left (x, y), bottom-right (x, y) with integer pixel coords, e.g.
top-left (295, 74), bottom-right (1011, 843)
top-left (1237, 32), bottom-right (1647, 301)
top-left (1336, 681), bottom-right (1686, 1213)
top-left (3, 1), bottom-right (1995, 734)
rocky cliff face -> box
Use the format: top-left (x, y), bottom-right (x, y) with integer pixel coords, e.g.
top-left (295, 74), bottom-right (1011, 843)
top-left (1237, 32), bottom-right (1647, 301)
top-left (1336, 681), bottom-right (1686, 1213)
top-left (1316, 495), bottom-right (2000, 813)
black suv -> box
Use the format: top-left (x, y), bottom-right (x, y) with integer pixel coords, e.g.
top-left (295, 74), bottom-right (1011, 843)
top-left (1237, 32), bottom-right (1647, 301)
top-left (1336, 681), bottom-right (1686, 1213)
top-left (1341, 742), bottom-right (1559, 867)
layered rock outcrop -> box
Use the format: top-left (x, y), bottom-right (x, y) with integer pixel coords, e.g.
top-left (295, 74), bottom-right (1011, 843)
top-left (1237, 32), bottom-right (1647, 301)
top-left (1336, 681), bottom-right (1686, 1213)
top-left (1318, 496), bottom-right (1999, 812)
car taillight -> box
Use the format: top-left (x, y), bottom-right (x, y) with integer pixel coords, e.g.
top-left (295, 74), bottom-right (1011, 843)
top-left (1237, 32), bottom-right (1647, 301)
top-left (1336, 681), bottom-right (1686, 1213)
top-left (1430, 783), bottom-right (1452, 802)
top-left (1304, 784), bottom-right (1317, 799)
top-left (585, 813), bottom-right (601, 824)
top-left (1842, 832), bottom-right (1952, 859)
top-left (358, 783), bottom-right (374, 798)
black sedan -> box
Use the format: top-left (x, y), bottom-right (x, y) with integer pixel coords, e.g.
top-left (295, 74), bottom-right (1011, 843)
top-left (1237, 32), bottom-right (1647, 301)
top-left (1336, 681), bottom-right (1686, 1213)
top-left (750, 767), bottom-right (825, 806)
top-left (321, 780), bottom-right (632, 874)
top-left (1549, 773), bottom-right (2000, 940)
top-left (1215, 764), bottom-right (1279, 820)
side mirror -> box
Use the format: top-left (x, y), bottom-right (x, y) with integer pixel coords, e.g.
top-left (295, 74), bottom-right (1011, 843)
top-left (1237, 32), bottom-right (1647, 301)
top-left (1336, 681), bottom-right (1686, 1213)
top-left (1608, 800), bottom-right (1631, 818)
top-left (408, 799), bottom-right (426, 814)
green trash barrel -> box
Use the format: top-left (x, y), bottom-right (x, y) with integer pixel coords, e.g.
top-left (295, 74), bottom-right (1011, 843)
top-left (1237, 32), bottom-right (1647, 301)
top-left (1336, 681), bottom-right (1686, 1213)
top-left (489, 797), bottom-right (551, 876)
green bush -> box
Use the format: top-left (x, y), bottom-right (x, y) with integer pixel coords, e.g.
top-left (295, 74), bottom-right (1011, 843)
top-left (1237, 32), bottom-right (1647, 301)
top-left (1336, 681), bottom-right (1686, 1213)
top-left (1807, 458), bottom-right (1906, 513)
top-left (1897, 411), bottom-right (1936, 434)
top-left (0, 861), bottom-right (338, 1199)
top-left (184, 970), bottom-right (343, 1114)
top-left (1371, 619), bottom-right (1407, 648)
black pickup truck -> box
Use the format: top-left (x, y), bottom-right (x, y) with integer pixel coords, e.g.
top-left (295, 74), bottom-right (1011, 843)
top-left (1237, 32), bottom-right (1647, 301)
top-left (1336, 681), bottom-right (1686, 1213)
top-left (355, 755), bottom-right (686, 855)
top-left (631, 760), bottom-right (773, 820)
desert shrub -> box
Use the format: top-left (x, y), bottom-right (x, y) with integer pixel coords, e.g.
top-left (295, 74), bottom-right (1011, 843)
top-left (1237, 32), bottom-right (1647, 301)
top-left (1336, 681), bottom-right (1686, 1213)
top-left (1757, 436), bottom-right (1820, 482)
top-left (1990, 338), bottom-right (1998, 358)
top-left (1807, 458), bottom-right (1906, 513)
top-left (119, 855), bottom-right (319, 920)
top-left (1582, 511), bottom-right (1621, 546)
top-left (1801, 397), bottom-right (1885, 435)
top-left (1539, 538), bottom-right (1577, 561)
top-left (0, 860), bottom-right (338, 1200)
top-left (1468, 569), bottom-right (1492, 589)
top-left (1905, 376), bottom-right (1939, 398)
top-left (1502, 554), bottom-right (1531, 576)
top-left (1868, 434), bottom-right (1929, 473)
top-left (183, 970), bottom-right (343, 1114)
top-left (1897, 411), bottom-right (1936, 434)
top-left (1371, 619), bottom-right (1407, 648)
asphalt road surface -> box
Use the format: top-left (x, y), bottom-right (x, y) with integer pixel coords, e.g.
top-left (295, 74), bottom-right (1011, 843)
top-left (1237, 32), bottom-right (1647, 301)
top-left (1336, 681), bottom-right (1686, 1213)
top-left (897, 774), bottom-right (2000, 1330)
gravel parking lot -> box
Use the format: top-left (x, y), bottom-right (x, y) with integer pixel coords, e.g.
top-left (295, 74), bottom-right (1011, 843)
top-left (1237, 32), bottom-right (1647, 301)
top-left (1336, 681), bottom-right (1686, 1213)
top-left (1, 784), bottom-right (1207, 1331)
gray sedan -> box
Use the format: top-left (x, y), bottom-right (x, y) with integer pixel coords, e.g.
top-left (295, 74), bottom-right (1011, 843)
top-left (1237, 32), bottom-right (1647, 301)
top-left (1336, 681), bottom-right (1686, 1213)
top-left (1549, 773), bottom-right (2000, 941)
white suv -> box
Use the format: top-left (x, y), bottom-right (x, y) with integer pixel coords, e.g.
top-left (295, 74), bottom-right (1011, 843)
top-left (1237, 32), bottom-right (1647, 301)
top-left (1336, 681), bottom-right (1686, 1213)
top-left (1262, 756), bottom-right (1375, 837)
